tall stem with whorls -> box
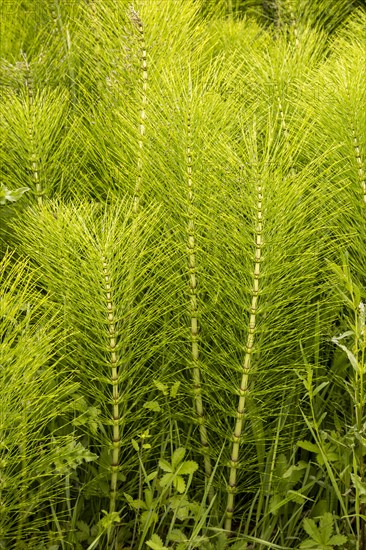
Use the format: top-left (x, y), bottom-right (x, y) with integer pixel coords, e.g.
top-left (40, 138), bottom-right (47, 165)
top-left (185, 97), bottom-right (213, 500)
top-left (24, 57), bottom-right (42, 206)
top-left (225, 178), bottom-right (263, 532)
top-left (130, 6), bottom-right (148, 215)
top-left (102, 255), bottom-right (120, 517)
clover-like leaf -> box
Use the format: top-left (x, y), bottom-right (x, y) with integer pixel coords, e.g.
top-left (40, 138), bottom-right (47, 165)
top-left (160, 472), bottom-right (175, 488)
top-left (172, 447), bottom-right (186, 469)
top-left (177, 460), bottom-right (198, 476)
top-left (146, 534), bottom-right (169, 550)
top-left (159, 458), bottom-right (173, 473)
top-left (174, 475), bottom-right (186, 494)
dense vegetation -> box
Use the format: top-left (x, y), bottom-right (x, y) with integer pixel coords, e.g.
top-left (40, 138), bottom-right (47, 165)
top-left (1, 0), bottom-right (366, 548)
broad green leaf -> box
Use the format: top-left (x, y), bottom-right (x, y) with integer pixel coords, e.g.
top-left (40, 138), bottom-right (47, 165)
top-left (131, 499), bottom-right (146, 510)
top-left (177, 460), bottom-right (198, 475)
top-left (172, 447), bottom-right (186, 469)
top-left (303, 517), bottom-right (321, 542)
top-left (319, 513), bottom-right (333, 542)
top-left (170, 495), bottom-right (190, 518)
top-left (174, 475), bottom-right (186, 494)
top-left (329, 535), bottom-right (347, 545)
top-left (131, 439), bottom-right (139, 452)
top-left (76, 520), bottom-right (90, 542)
top-left (97, 511), bottom-right (120, 530)
top-left (146, 533), bottom-right (169, 550)
top-left (297, 440), bottom-right (320, 454)
top-left (159, 458), bottom-right (173, 473)
top-left (169, 529), bottom-right (186, 543)
top-left (299, 541), bottom-right (322, 549)
top-left (160, 472), bottom-right (174, 487)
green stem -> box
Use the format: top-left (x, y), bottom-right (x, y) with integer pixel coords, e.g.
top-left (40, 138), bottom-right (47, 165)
top-left (225, 179), bottom-right (263, 532)
top-left (23, 57), bottom-right (42, 206)
top-left (102, 257), bottom-right (120, 521)
top-left (130, 6), bottom-right (148, 215)
top-left (185, 98), bottom-right (213, 502)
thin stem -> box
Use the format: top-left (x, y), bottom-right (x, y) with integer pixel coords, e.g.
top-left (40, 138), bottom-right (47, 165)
top-left (277, 94), bottom-right (296, 177)
top-left (102, 256), bottom-right (121, 521)
top-left (351, 127), bottom-right (366, 204)
top-left (23, 56), bottom-right (42, 206)
top-left (225, 179), bottom-right (263, 532)
top-left (185, 95), bottom-right (213, 502)
top-left (130, 6), bottom-right (148, 215)
top-left (344, 81), bottom-right (366, 204)
top-left (287, 0), bottom-right (299, 47)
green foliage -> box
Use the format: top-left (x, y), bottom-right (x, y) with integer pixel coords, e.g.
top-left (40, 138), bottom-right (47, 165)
top-left (300, 513), bottom-right (348, 549)
top-left (0, 0), bottom-right (366, 548)
top-left (0, 184), bottom-right (29, 205)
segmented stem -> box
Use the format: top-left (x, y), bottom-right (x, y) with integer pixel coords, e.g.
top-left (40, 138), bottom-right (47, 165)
top-left (287, 0), bottom-right (299, 47)
top-left (186, 107), bottom-right (213, 493)
top-left (277, 94), bottom-right (296, 176)
top-left (277, 0), bottom-right (299, 46)
top-left (130, 6), bottom-right (147, 214)
top-left (225, 181), bottom-right (263, 532)
top-left (102, 256), bottom-right (120, 515)
top-left (351, 127), bottom-right (366, 204)
top-left (23, 57), bottom-right (42, 206)
top-left (345, 82), bottom-right (366, 204)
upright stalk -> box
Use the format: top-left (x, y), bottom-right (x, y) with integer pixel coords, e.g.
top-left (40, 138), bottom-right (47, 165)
top-left (225, 177), bottom-right (263, 532)
top-left (287, 0), bottom-right (299, 47)
top-left (276, 0), bottom-right (299, 46)
top-left (351, 126), bottom-right (366, 204)
top-left (129, 6), bottom-right (148, 214)
top-left (185, 89), bottom-right (213, 500)
top-left (23, 56), bottom-right (42, 206)
top-left (277, 93), bottom-right (296, 177)
top-left (102, 255), bottom-right (120, 518)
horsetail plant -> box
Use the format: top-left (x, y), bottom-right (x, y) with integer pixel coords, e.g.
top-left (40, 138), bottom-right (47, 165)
top-left (225, 131), bottom-right (263, 533)
top-left (1, 0), bottom-right (366, 546)
top-left (185, 71), bottom-right (213, 500)
top-left (129, 5), bottom-right (148, 214)
top-left (102, 255), bottom-right (121, 519)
